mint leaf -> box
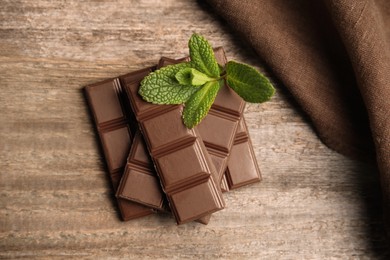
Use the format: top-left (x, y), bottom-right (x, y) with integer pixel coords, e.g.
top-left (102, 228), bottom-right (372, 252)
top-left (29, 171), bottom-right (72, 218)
top-left (182, 80), bottom-right (221, 128)
top-left (175, 68), bottom-right (215, 86)
top-left (139, 63), bottom-right (198, 104)
top-left (188, 33), bottom-right (220, 78)
top-left (226, 61), bottom-right (275, 103)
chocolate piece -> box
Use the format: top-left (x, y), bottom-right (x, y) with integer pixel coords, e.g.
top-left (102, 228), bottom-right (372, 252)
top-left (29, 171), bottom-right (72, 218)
top-left (225, 117), bottom-right (262, 189)
top-left (118, 131), bottom-right (169, 211)
top-left (121, 63), bottom-right (225, 225)
top-left (84, 70), bottom-right (155, 221)
top-left (197, 47), bottom-right (245, 190)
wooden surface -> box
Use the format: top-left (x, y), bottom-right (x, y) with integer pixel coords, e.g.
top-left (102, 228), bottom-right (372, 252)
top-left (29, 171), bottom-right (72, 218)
top-left (1, 0), bottom-right (388, 259)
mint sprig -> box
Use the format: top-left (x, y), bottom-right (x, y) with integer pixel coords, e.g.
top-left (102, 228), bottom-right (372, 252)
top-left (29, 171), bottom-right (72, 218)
top-left (139, 33), bottom-right (275, 128)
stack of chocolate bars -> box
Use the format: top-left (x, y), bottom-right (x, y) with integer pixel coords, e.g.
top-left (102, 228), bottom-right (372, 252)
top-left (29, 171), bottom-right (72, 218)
top-left (84, 48), bottom-right (261, 225)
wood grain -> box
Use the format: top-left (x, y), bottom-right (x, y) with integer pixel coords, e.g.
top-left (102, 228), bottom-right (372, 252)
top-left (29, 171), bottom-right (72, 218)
top-left (0, 0), bottom-right (388, 258)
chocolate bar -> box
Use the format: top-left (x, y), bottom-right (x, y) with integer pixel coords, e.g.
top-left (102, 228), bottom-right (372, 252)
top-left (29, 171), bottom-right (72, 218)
top-left (118, 130), bottom-right (169, 211)
top-left (121, 65), bottom-right (225, 225)
top-left (84, 69), bottom-right (155, 221)
top-left (197, 48), bottom-right (245, 190)
top-left (225, 117), bottom-right (262, 189)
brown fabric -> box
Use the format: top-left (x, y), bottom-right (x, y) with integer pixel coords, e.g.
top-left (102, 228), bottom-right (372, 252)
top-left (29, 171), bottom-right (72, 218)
top-left (205, 0), bottom-right (390, 227)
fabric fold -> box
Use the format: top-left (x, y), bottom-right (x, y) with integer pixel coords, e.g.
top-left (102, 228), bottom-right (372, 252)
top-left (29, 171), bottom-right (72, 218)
top-left (204, 0), bottom-right (390, 228)
top-left (323, 0), bottom-right (390, 223)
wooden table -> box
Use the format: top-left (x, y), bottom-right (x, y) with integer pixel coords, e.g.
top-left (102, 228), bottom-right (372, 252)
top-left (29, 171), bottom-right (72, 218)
top-left (1, 0), bottom-right (388, 258)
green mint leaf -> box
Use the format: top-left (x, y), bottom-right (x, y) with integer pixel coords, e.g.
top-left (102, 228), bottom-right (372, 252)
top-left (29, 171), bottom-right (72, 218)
top-left (182, 80), bottom-right (221, 128)
top-left (226, 61), bottom-right (275, 103)
top-left (139, 62), bottom-right (198, 104)
top-left (188, 33), bottom-right (220, 78)
top-left (175, 68), bottom-right (215, 86)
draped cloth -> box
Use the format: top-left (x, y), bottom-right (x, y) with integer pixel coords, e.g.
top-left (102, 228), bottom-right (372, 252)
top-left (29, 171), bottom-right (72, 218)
top-left (205, 0), bottom-right (390, 229)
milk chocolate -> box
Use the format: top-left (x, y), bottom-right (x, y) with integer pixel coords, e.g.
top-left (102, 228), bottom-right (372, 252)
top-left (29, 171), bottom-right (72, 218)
top-left (118, 130), bottom-right (169, 211)
top-left (84, 69), bottom-right (155, 221)
top-left (225, 117), bottom-right (262, 189)
top-left (197, 48), bottom-right (245, 191)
